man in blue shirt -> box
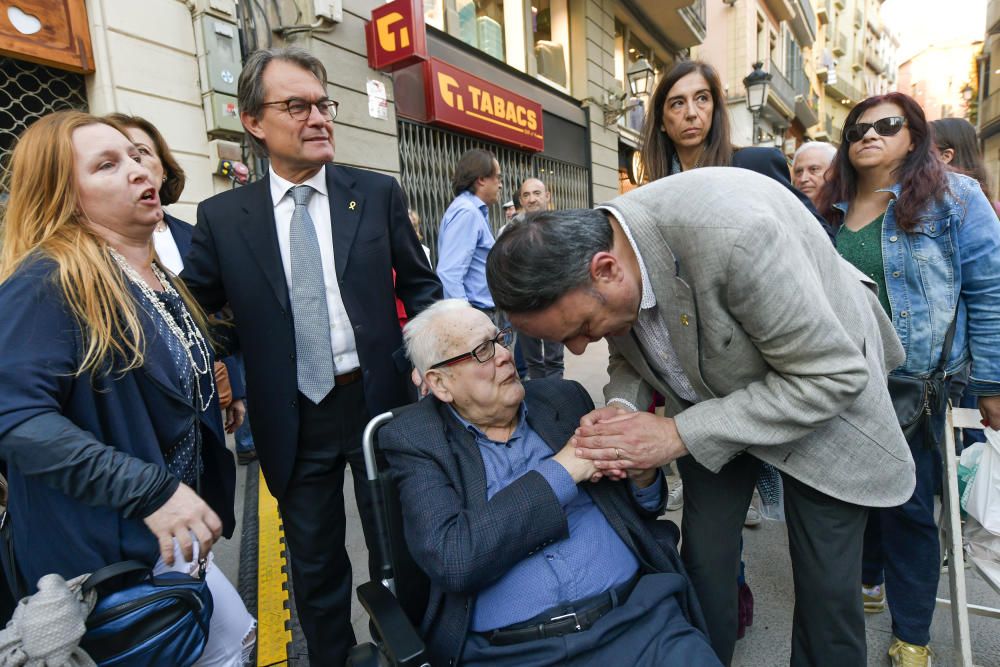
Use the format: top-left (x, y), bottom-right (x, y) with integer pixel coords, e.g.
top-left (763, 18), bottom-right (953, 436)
top-left (436, 149), bottom-right (502, 319)
top-left (380, 299), bottom-right (719, 666)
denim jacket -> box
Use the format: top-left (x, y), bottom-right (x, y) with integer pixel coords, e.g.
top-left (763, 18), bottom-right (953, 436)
top-left (835, 172), bottom-right (1000, 396)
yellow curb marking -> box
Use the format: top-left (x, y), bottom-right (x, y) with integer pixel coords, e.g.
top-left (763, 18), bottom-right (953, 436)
top-left (257, 469), bottom-right (291, 666)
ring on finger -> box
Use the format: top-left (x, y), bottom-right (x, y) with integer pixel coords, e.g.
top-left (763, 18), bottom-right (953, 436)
top-left (615, 447), bottom-right (622, 460)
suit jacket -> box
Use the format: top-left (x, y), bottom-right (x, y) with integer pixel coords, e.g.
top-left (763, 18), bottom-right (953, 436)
top-left (731, 147), bottom-right (834, 239)
top-left (165, 213), bottom-right (244, 400)
top-left (181, 164), bottom-right (442, 498)
top-left (380, 378), bottom-right (706, 666)
top-left (600, 167), bottom-right (915, 508)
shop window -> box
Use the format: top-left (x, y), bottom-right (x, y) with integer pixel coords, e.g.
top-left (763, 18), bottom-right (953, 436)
top-left (452, 0), bottom-right (506, 61)
top-left (531, 0), bottom-right (569, 88)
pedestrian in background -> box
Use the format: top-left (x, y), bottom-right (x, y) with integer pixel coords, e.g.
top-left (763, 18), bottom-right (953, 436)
top-left (181, 47), bottom-right (441, 666)
top-left (791, 141), bottom-right (837, 207)
top-left (436, 149), bottom-right (502, 323)
top-left (515, 177), bottom-right (564, 380)
top-left (107, 113), bottom-right (252, 462)
top-left (821, 92), bottom-right (1000, 667)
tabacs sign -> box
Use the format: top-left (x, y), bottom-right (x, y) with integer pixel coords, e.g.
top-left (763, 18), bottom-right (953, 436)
top-left (365, 0), bottom-right (427, 72)
top-left (426, 58), bottom-right (544, 152)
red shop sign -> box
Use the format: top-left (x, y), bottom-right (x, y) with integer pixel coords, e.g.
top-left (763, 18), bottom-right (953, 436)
top-left (365, 0), bottom-right (427, 72)
top-left (425, 58), bottom-right (544, 152)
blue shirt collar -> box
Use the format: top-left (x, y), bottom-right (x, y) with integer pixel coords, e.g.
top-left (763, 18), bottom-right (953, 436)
top-left (448, 403), bottom-right (528, 444)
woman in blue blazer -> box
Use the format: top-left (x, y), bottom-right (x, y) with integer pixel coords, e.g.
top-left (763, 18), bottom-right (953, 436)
top-left (108, 113), bottom-right (248, 440)
top-left (0, 111), bottom-right (255, 664)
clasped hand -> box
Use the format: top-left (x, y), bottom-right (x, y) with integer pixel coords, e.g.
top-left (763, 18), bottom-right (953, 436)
top-left (570, 406), bottom-right (688, 481)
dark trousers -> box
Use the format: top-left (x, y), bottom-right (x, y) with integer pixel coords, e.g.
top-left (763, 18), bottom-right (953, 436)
top-left (279, 381), bottom-right (374, 667)
top-left (678, 453), bottom-right (868, 667)
top-left (459, 573), bottom-right (720, 666)
top-left (519, 334), bottom-right (565, 380)
top-left (862, 413), bottom-right (943, 646)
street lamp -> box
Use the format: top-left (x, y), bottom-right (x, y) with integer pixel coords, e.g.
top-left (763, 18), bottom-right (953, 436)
top-left (627, 58), bottom-right (655, 98)
top-left (743, 61), bottom-right (772, 145)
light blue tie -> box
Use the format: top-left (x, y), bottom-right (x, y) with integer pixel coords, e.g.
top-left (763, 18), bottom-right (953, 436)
top-left (289, 185), bottom-right (336, 403)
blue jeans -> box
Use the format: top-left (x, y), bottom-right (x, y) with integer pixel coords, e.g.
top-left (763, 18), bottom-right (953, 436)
top-left (233, 355), bottom-right (254, 453)
top-left (861, 410), bottom-right (944, 646)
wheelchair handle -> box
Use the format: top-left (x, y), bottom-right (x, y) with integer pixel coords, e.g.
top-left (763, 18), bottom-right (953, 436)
top-left (363, 411), bottom-right (394, 482)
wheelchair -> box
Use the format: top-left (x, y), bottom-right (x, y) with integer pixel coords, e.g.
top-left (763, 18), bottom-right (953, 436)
top-left (347, 411), bottom-right (431, 667)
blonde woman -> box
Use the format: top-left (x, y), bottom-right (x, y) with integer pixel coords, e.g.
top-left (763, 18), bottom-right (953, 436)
top-left (0, 111), bottom-right (254, 665)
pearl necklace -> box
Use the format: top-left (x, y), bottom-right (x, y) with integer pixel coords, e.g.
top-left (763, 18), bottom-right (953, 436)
top-left (109, 248), bottom-right (215, 411)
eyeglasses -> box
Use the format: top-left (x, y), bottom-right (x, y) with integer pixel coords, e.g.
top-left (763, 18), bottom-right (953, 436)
top-left (429, 328), bottom-right (515, 370)
top-left (843, 116), bottom-right (906, 143)
top-left (260, 97), bottom-right (339, 121)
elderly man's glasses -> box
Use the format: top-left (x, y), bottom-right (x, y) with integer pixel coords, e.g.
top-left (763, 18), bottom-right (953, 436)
top-left (429, 328), bottom-right (515, 370)
top-left (261, 98), bottom-right (339, 121)
top-left (843, 116), bottom-right (906, 143)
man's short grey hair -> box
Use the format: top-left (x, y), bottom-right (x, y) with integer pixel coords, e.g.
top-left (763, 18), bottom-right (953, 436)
top-left (792, 141), bottom-right (837, 166)
top-left (404, 299), bottom-right (478, 374)
top-left (487, 208), bottom-right (613, 313)
top-left (238, 47), bottom-right (328, 159)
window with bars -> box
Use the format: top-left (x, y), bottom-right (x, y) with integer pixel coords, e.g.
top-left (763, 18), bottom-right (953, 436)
top-left (397, 119), bottom-right (589, 266)
top-left (0, 58), bottom-right (88, 193)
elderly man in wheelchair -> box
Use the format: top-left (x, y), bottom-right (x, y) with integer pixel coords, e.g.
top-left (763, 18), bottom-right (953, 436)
top-left (373, 299), bottom-right (720, 666)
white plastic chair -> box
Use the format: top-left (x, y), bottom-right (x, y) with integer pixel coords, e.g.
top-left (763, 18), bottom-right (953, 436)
top-left (934, 407), bottom-right (1000, 666)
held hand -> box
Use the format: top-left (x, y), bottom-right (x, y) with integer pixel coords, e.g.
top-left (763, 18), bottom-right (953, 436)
top-left (553, 440), bottom-right (599, 484)
top-left (143, 483), bottom-right (223, 565)
top-left (573, 412), bottom-right (688, 472)
top-left (979, 395), bottom-right (1000, 431)
top-left (579, 405), bottom-right (630, 428)
top-left (225, 399), bottom-right (246, 434)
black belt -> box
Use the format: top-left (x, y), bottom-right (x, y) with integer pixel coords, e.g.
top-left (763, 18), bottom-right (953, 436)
top-left (481, 575), bottom-right (639, 647)
top-left (334, 368), bottom-right (362, 386)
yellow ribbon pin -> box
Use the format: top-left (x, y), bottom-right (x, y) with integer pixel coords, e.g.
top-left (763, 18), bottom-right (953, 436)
top-left (348, 201), bottom-right (357, 210)
top-left (680, 314), bottom-right (690, 326)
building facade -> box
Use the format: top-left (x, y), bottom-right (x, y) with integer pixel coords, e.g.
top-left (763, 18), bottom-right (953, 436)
top-left (979, 0), bottom-right (1000, 197)
top-left (898, 41), bottom-right (982, 123)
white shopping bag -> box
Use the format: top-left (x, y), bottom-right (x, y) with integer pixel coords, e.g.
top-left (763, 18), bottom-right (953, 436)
top-left (965, 427), bottom-right (1000, 536)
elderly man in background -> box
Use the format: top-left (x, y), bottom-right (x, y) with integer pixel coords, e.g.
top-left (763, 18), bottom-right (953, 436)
top-left (379, 299), bottom-right (720, 667)
top-left (515, 177), bottom-right (565, 380)
top-left (791, 141), bottom-right (836, 207)
top-left (486, 168), bottom-right (914, 667)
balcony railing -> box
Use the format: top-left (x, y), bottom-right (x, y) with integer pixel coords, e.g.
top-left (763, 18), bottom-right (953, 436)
top-left (832, 31), bottom-right (847, 56)
top-left (990, 0), bottom-right (1000, 35)
top-left (826, 68), bottom-right (865, 106)
top-left (981, 90), bottom-right (1000, 132)
top-left (790, 0), bottom-right (817, 47)
top-left (768, 64), bottom-right (796, 116)
top-left (681, 0), bottom-right (707, 35)
top-left (854, 9), bottom-right (863, 28)
top-left (865, 48), bottom-right (886, 74)
top-left (816, 0), bottom-right (831, 25)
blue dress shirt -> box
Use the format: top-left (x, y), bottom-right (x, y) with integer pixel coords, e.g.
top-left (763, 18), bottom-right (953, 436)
top-left (449, 404), bottom-right (663, 631)
top-left (436, 191), bottom-right (495, 308)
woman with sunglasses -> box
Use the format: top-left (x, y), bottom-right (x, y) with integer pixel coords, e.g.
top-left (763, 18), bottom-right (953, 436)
top-left (819, 92), bottom-right (1000, 667)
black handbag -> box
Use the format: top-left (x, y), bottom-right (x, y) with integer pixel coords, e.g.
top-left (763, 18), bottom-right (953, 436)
top-left (887, 312), bottom-right (957, 448)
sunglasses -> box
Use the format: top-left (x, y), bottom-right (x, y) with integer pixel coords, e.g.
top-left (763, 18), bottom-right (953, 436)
top-left (429, 328), bottom-right (515, 370)
top-left (843, 116), bottom-right (906, 143)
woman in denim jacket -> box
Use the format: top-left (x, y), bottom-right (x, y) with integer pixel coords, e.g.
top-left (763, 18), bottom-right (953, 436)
top-left (819, 92), bottom-right (1000, 667)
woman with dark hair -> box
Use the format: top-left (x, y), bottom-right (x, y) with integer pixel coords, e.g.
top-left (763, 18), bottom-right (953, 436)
top-left (639, 59), bottom-right (830, 236)
top-left (932, 117), bottom-right (992, 199)
top-left (820, 92), bottom-right (1000, 667)
top-left (107, 114), bottom-right (250, 453)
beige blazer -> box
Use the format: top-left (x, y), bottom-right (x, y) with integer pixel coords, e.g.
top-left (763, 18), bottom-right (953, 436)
top-left (600, 167), bottom-right (914, 508)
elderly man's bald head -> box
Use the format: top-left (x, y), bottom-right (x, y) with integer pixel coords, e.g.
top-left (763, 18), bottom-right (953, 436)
top-left (404, 299), bottom-right (490, 374)
top-left (519, 177), bottom-right (551, 213)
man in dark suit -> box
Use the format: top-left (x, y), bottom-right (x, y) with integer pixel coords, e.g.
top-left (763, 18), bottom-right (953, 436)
top-left (181, 46), bottom-right (441, 665)
top-left (380, 300), bottom-right (720, 666)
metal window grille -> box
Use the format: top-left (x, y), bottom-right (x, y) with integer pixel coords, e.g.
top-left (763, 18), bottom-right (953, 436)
top-left (398, 119), bottom-right (589, 266)
top-left (0, 58), bottom-right (88, 191)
